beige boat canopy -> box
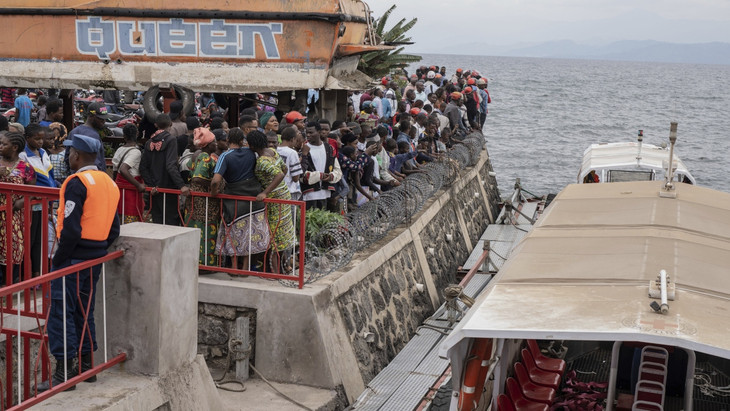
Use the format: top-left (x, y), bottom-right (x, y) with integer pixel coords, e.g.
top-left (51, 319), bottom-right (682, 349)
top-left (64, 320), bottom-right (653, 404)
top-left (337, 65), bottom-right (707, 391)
top-left (578, 142), bottom-right (696, 185)
top-left (441, 181), bottom-right (730, 361)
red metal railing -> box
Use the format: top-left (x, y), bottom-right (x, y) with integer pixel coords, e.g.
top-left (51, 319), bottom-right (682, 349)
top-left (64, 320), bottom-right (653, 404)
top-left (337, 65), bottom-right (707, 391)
top-left (0, 180), bottom-right (308, 290)
top-left (0, 176), bottom-right (308, 407)
top-left (119, 186), bottom-right (307, 289)
top-left (0, 182), bottom-right (127, 409)
top-left (0, 252), bottom-right (126, 410)
top-left (1, 184), bottom-right (59, 289)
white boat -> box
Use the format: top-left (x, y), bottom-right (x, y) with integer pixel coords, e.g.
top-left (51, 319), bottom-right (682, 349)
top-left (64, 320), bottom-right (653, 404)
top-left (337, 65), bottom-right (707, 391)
top-left (578, 126), bottom-right (696, 185)
top-left (440, 133), bottom-right (730, 410)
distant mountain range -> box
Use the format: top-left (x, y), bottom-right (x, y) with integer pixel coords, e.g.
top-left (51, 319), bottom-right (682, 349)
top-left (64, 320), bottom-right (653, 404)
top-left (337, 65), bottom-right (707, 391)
top-left (410, 8), bottom-right (730, 65)
top-left (423, 40), bottom-right (730, 65)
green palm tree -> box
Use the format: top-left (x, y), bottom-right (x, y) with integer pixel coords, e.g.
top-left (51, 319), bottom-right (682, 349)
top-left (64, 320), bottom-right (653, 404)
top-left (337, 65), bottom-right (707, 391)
top-left (358, 5), bottom-right (422, 78)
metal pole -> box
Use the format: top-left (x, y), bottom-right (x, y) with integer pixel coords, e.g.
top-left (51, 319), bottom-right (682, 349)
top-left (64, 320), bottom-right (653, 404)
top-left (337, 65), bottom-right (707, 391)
top-left (121, 189), bottom-right (126, 223)
top-left (62, 275), bottom-right (67, 381)
top-left (248, 200), bottom-right (252, 272)
top-left (204, 197), bottom-right (209, 266)
top-left (299, 203), bottom-right (306, 289)
top-left (102, 263), bottom-right (108, 363)
top-left (606, 341), bottom-right (622, 411)
top-left (17, 292), bottom-right (21, 402)
top-left (664, 122), bottom-right (677, 190)
top-left (235, 317), bottom-right (249, 382)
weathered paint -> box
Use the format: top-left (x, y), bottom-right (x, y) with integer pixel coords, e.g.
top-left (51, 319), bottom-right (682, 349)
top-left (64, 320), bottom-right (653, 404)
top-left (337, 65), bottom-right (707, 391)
top-left (2, 0), bottom-right (342, 14)
top-left (0, 0), bottom-right (384, 92)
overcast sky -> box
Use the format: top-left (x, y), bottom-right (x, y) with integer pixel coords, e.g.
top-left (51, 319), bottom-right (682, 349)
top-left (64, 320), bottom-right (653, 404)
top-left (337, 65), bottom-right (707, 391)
top-left (368, 0), bottom-right (730, 52)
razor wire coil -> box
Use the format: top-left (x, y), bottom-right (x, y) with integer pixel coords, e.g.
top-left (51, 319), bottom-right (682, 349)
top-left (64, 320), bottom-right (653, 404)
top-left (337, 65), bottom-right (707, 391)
top-left (280, 131), bottom-right (486, 287)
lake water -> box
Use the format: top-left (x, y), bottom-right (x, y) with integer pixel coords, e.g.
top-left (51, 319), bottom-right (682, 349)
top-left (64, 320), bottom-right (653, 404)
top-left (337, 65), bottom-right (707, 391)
top-left (411, 54), bottom-right (730, 196)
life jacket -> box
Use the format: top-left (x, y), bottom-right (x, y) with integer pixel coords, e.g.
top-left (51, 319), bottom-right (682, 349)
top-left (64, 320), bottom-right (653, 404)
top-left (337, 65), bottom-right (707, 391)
top-left (57, 169), bottom-right (120, 241)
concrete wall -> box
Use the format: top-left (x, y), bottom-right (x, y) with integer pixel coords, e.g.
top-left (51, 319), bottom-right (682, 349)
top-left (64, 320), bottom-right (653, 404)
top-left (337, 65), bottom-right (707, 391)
top-left (104, 223), bottom-right (200, 375)
top-left (198, 146), bottom-right (501, 403)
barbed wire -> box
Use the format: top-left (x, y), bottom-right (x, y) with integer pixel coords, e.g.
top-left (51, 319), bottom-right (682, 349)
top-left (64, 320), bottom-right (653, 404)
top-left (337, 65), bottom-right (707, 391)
top-left (280, 131), bottom-right (486, 287)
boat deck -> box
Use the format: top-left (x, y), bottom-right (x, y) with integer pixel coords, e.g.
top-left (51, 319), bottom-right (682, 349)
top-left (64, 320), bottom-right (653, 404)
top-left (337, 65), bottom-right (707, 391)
top-left (352, 200), bottom-right (538, 410)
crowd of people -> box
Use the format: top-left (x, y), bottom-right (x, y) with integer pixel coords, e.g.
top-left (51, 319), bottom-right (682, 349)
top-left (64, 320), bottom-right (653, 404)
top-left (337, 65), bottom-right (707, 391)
top-left (0, 64), bottom-right (490, 277)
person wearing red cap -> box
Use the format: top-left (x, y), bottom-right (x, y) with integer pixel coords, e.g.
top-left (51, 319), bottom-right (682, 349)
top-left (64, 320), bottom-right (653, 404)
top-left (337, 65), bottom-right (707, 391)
top-left (378, 76), bottom-right (389, 92)
top-left (476, 78), bottom-right (491, 128)
top-left (434, 73), bottom-right (444, 87)
top-left (284, 111), bottom-right (306, 131)
top-left (451, 68), bottom-right (464, 84)
top-left (403, 74), bottom-right (418, 97)
top-left (444, 91), bottom-right (466, 133)
top-left (463, 87), bottom-right (479, 127)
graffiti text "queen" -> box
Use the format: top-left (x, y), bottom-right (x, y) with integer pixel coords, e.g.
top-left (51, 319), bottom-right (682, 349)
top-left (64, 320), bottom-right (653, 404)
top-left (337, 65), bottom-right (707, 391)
top-left (76, 17), bottom-right (283, 60)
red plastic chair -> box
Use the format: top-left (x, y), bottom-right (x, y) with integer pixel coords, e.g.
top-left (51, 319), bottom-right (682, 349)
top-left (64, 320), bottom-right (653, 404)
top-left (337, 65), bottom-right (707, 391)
top-left (505, 377), bottom-right (549, 411)
top-left (527, 340), bottom-right (566, 374)
top-left (513, 362), bottom-right (556, 405)
top-left (497, 393), bottom-right (517, 411)
top-left (521, 349), bottom-right (562, 389)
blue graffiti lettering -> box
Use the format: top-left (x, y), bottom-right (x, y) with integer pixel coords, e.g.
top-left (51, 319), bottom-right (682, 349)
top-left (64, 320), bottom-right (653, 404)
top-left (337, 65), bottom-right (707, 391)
top-left (199, 20), bottom-right (238, 57)
top-left (158, 19), bottom-right (197, 56)
top-left (238, 23), bottom-right (283, 59)
top-left (75, 18), bottom-right (284, 60)
top-left (117, 21), bottom-right (157, 55)
top-left (76, 17), bottom-right (116, 59)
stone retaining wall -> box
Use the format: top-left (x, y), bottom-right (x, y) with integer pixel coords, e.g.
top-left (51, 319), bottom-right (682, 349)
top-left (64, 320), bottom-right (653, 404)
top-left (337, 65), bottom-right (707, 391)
top-left (331, 146), bottom-right (499, 385)
top-left (336, 242), bottom-right (434, 382)
top-left (197, 303), bottom-right (256, 374)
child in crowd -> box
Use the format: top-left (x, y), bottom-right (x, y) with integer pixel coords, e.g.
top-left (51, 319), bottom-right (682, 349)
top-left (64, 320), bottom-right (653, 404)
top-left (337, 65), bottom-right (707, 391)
top-left (20, 124), bottom-right (57, 277)
top-left (47, 122), bottom-right (69, 186)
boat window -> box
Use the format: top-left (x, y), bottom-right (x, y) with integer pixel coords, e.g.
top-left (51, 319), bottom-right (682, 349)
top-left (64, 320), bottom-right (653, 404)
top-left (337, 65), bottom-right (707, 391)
top-left (608, 170), bottom-right (654, 183)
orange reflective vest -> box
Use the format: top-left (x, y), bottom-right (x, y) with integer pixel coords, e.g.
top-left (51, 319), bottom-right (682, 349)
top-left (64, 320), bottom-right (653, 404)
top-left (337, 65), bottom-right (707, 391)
top-left (57, 170), bottom-right (120, 241)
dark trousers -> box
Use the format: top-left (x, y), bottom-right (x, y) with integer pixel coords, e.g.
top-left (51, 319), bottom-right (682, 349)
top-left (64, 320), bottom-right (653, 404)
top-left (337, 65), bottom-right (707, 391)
top-left (48, 259), bottom-right (101, 359)
top-left (30, 210), bottom-right (43, 275)
top-left (305, 199), bottom-right (327, 210)
top-left (0, 264), bottom-right (21, 286)
top-left (150, 192), bottom-right (180, 226)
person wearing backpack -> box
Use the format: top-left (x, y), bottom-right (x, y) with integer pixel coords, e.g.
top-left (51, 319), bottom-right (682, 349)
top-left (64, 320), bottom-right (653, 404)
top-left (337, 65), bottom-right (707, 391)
top-left (112, 124), bottom-right (145, 223)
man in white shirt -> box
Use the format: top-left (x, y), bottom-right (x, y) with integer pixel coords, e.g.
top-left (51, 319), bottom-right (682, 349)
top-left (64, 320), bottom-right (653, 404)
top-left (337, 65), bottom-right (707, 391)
top-left (424, 71), bottom-right (438, 95)
top-left (301, 122), bottom-right (341, 209)
top-left (414, 81), bottom-right (428, 104)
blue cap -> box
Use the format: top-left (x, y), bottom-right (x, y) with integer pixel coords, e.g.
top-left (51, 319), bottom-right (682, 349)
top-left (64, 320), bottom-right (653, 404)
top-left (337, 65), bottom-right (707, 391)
top-left (63, 134), bottom-right (101, 153)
